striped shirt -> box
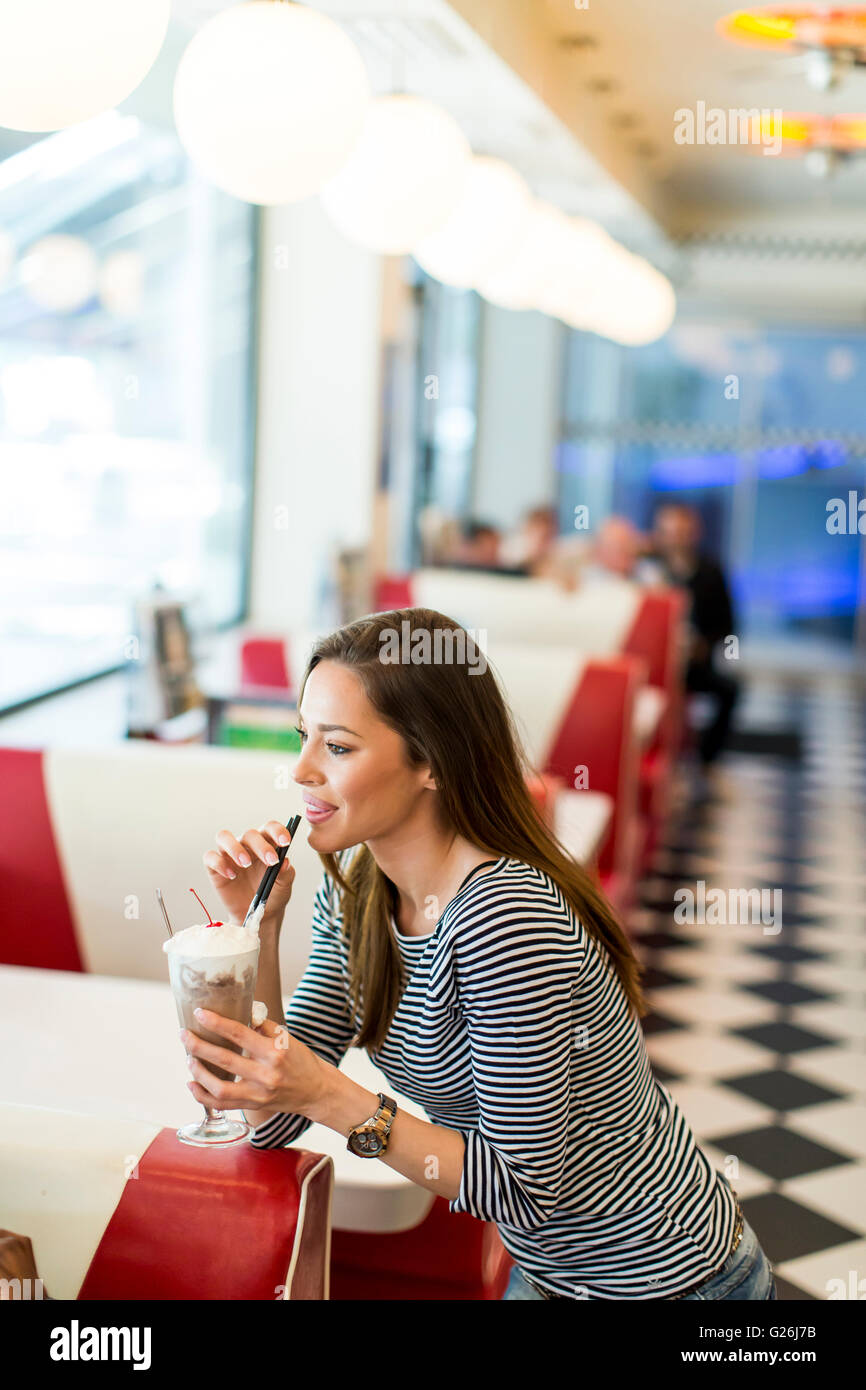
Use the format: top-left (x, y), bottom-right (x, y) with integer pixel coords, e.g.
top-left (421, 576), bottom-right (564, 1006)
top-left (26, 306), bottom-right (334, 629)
top-left (250, 849), bottom-right (739, 1299)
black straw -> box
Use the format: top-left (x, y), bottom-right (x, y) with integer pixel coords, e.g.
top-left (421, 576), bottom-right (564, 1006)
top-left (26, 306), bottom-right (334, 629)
top-left (244, 815), bottom-right (302, 925)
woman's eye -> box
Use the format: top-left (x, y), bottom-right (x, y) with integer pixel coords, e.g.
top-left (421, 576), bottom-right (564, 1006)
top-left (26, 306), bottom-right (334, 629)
top-left (294, 727), bottom-right (349, 756)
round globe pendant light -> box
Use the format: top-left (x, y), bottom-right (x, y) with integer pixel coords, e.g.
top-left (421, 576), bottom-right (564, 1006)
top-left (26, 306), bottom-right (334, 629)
top-left (529, 205), bottom-right (602, 320)
top-left (320, 94), bottom-right (472, 254)
top-left (475, 198), bottom-right (549, 310)
top-left (0, 0), bottom-right (170, 132)
top-left (554, 219), bottom-right (622, 328)
top-left (19, 235), bottom-right (98, 312)
top-left (412, 156), bottom-right (532, 289)
top-left (583, 252), bottom-right (676, 345)
top-left (173, 1), bottom-right (371, 205)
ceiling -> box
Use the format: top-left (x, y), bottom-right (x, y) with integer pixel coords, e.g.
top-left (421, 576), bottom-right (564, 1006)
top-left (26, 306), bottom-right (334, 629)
top-left (540, 0), bottom-right (866, 235)
top-left (7, 0), bottom-right (864, 245)
top-left (4, 0), bottom-right (866, 322)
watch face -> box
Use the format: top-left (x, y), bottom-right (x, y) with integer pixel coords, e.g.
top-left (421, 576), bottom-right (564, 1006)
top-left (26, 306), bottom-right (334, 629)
top-left (353, 1129), bottom-right (384, 1156)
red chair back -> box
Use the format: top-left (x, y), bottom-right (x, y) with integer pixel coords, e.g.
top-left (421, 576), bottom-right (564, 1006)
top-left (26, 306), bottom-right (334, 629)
top-left (543, 656), bottom-right (643, 904)
top-left (240, 637), bottom-right (291, 690)
top-left (622, 588), bottom-right (686, 747)
top-left (372, 575), bottom-right (414, 612)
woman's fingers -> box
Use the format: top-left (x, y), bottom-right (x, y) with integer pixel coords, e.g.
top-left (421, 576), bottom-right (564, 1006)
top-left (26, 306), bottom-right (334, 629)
top-left (203, 849), bottom-right (237, 881)
top-left (260, 820), bottom-right (293, 848)
top-left (213, 822), bottom-right (297, 871)
top-left (239, 829), bottom-right (281, 868)
top-left (215, 829), bottom-right (253, 869)
top-left (185, 1010), bottom-right (276, 1062)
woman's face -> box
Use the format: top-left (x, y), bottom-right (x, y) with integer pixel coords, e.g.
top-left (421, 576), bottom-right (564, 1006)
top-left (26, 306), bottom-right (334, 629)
top-left (293, 659), bottom-right (435, 852)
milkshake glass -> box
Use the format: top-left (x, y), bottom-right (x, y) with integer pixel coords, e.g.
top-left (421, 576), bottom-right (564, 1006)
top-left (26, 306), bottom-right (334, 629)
top-left (164, 919), bottom-right (260, 1146)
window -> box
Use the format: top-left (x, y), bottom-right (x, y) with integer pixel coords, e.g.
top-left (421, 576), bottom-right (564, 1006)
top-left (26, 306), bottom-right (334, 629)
top-left (0, 111), bottom-right (257, 710)
top-left (559, 322), bottom-right (866, 649)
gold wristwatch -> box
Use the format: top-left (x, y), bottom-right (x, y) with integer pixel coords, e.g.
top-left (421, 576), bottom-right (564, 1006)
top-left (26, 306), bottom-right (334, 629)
top-left (346, 1093), bottom-right (397, 1158)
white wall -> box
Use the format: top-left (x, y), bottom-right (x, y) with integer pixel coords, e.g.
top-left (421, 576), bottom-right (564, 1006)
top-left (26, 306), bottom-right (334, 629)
top-left (472, 303), bottom-right (564, 528)
top-left (249, 198), bottom-right (384, 631)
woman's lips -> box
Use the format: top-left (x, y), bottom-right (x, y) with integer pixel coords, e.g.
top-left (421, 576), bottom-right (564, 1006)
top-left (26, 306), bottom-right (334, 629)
top-left (303, 795), bottom-right (337, 822)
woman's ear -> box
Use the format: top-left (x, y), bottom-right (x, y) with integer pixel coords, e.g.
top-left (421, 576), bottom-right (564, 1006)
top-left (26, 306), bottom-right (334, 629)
top-left (420, 766), bottom-right (438, 792)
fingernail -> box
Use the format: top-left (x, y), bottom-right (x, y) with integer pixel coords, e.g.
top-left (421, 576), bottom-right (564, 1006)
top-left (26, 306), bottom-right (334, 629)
top-left (277, 834), bottom-right (290, 846)
top-left (194, 1008), bottom-right (204, 1019)
top-left (265, 851), bottom-right (278, 865)
top-left (179, 1029), bottom-right (187, 1040)
top-left (239, 853), bottom-right (251, 867)
top-left (225, 869), bottom-right (237, 880)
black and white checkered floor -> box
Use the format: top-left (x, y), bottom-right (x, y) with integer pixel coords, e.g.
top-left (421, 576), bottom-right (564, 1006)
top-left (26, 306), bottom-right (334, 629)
top-left (631, 677), bottom-right (866, 1301)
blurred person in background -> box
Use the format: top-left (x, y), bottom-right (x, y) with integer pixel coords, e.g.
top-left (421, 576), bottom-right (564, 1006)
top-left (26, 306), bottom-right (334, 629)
top-left (501, 504), bottom-right (583, 590)
top-left (447, 518), bottom-right (530, 576)
top-left (652, 503), bottom-right (739, 767)
top-left (417, 504), bottom-right (462, 568)
top-left (583, 516), bottom-right (647, 582)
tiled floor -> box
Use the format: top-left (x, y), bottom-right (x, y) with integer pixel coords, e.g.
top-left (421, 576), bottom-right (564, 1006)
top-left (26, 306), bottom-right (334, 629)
top-left (631, 677), bottom-right (866, 1301)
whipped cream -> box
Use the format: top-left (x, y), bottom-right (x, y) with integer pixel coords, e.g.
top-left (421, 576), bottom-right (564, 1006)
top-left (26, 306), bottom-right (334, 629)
top-left (163, 920), bottom-right (259, 959)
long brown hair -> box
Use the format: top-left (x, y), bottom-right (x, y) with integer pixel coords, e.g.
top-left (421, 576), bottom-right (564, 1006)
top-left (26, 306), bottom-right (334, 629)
top-left (299, 607), bottom-right (647, 1050)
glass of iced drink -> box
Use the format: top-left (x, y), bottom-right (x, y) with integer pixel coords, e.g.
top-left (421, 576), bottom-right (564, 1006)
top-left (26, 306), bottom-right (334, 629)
top-left (164, 918), bottom-right (260, 1146)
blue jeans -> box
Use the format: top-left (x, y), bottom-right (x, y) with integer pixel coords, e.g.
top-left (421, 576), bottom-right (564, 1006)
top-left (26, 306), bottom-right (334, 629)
top-left (502, 1217), bottom-right (778, 1301)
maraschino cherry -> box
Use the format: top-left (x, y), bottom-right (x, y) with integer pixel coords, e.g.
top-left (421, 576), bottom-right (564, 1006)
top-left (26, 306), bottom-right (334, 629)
top-left (189, 888), bottom-right (223, 928)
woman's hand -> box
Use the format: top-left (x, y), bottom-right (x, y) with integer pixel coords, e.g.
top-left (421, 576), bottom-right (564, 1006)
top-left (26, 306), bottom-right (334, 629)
top-left (182, 1010), bottom-right (332, 1120)
top-left (203, 820), bottom-right (297, 927)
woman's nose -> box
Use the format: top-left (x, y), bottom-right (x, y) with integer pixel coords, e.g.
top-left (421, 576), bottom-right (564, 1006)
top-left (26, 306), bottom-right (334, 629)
top-left (292, 742), bottom-right (320, 784)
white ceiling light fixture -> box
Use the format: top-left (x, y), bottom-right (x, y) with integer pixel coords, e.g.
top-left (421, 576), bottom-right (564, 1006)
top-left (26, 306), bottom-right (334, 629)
top-left (530, 207), bottom-right (624, 324)
top-left (475, 198), bottom-right (548, 311)
top-left (19, 235), bottom-right (98, 312)
top-left (0, 0), bottom-right (170, 132)
top-left (320, 93), bottom-right (472, 255)
top-left (588, 253), bottom-right (676, 346)
top-left (412, 156), bottom-right (532, 289)
top-left (173, 0), bottom-right (371, 205)
top-left (553, 219), bottom-right (623, 328)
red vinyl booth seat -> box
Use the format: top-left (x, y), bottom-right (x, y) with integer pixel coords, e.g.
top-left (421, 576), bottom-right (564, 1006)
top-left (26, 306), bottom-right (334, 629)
top-left (622, 589), bottom-right (687, 860)
top-left (330, 1196), bottom-right (512, 1301)
top-left (0, 747), bottom-right (83, 972)
top-left (543, 656), bottom-right (643, 915)
top-left (78, 1130), bottom-right (333, 1301)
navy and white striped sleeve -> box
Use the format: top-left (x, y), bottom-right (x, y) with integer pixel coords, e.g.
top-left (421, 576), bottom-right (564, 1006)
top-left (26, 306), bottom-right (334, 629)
top-left (249, 867), bottom-right (357, 1150)
top-left (447, 909), bottom-right (580, 1230)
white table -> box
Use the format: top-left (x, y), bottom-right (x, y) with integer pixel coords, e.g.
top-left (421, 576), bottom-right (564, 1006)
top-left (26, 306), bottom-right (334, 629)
top-left (0, 964), bottom-right (433, 1234)
top-left (634, 687), bottom-right (668, 750)
top-left (554, 789), bottom-right (614, 867)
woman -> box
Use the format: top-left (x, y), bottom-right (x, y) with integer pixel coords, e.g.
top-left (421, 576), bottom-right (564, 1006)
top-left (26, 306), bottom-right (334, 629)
top-left (183, 606), bottom-right (777, 1301)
